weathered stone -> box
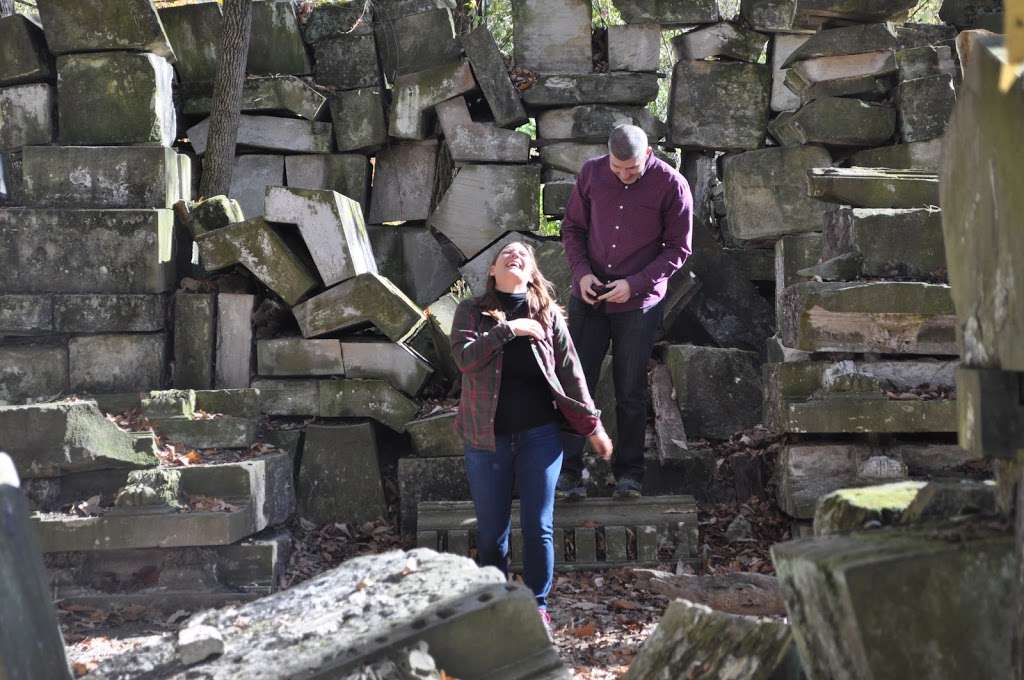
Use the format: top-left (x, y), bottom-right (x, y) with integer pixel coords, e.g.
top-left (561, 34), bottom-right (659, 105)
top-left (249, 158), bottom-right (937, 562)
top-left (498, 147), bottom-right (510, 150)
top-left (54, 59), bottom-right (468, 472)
top-left (0, 455), bottom-right (74, 680)
top-left (194, 389), bottom-right (261, 418)
top-left (158, 1), bottom-right (221, 84)
top-left (894, 22), bottom-right (958, 49)
top-left (251, 379), bottom-right (319, 416)
top-left (772, 527), bottom-right (1012, 680)
top-left (742, 0), bottom-right (916, 32)
top-left (808, 167), bottom-right (939, 208)
top-left (0, 400), bottom-right (155, 478)
top-left (297, 422), bottom-right (385, 524)
top-left (389, 61), bottom-right (477, 140)
top-left (0, 293), bottom-right (53, 336)
top-left (820, 207), bottom-right (946, 281)
top-left (608, 23), bottom-right (662, 72)
top-left (228, 155), bottom-right (284, 218)
top-left (293, 273), bottom-right (424, 342)
top-left (285, 155), bottom-right (371, 213)
top-left (543, 180), bottom-right (574, 217)
top-left (115, 468), bottom-right (184, 509)
top-left (956, 367), bottom-right (1024, 459)
top-left (939, 0), bottom-right (1004, 30)
top-left (189, 196), bottom-right (245, 237)
top-left (770, 34), bottom-right (810, 112)
top-left (897, 74), bottom-right (956, 143)
top-left (665, 344), bottom-right (762, 440)
top-left (53, 294), bottom-right (164, 333)
top-left (813, 481), bottom-right (924, 535)
top-left (536, 105), bottom-right (665, 143)
top-left (435, 97), bottom-right (531, 164)
top-left (612, 0), bottom-right (721, 25)
top-left (264, 187), bottom-right (376, 287)
top-left (174, 293), bottom-right (215, 390)
top-left (0, 83), bottom-right (55, 151)
top-left (196, 217), bottom-right (318, 306)
top-left (0, 209), bottom-right (174, 294)
top-left (673, 22), bottom-right (767, 62)
top-left (768, 97), bottom-right (895, 147)
top-left (257, 339), bottom-right (343, 377)
top-left (0, 150), bottom-right (23, 204)
top-left (722, 145), bottom-right (831, 244)
top-left (847, 138), bottom-right (943, 171)
top-left (900, 480), bottom-right (998, 525)
top-left (69, 334), bottom-right (166, 393)
top-left (0, 14), bottom-right (54, 87)
top-left (539, 142), bottom-right (606, 175)
top-left (407, 412), bottom-right (461, 458)
top-left (215, 294), bottom-right (253, 390)
top-left (22, 146), bottom-right (180, 209)
top-left (725, 248), bottom-right (774, 283)
top-left (177, 625), bottom-right (224, 666)
top-left (391, 226), bottom-right (461, 307)
top-left (376, 8), bottom-right (460, 80)
top-left (623, 599), bottom-right (792, 680)
top-left (188, 115), bottom-right (332, 156)
top-left (668, 61), bottom-right (770, 150)
top-left (313, 33), bottom-right (381, 90)
top-left (247, 0), bottom-right (311, 76)
top-left (368, 140), bottom-right (439, 224)
top-left (0, 345), bottom-right (67, 405)
top-left (779, 281), bottom-right (956, 354)
top-left (459, 26), bottom-right (528, 129)
top-left (429, 164), bottom-right (540, 259)
top-left (36, 0), bottom-right (174, 58)
top-left (330, 87), bottom-right (387, 153)
top-left (895, 44), bottom-right (956, 82)
top-left (57, 52), bottom-right (175, 146)
top-left (341, 341), bottom-right (433, 396)
top-left (141, 390), bottom-right (196, 420)
top-left (302, 2), bottom-right (373, 44)
top-left (784, 23), bottom-right (898, 67)
top-left (785, 51), bottom-right (896, 103)
top-left (184, 76), bottom-right (326, 121)
top-left (398, 456), bottom-right (471, 538)
top-left (523, 73), bottom-right (661, 107)
top-left (318, 379), bottom-right (419, 432)
top-left (151, 416), bottom-right (257, 449)
top-left (941, 37), bottom-right (1023, 372)
top-left (512, 0), bottom-right (592, 75)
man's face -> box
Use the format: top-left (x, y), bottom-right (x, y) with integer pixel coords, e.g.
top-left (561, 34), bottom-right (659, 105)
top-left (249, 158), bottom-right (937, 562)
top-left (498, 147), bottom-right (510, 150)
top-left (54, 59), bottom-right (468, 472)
top-left (609, 147), bottom-right (650, 185)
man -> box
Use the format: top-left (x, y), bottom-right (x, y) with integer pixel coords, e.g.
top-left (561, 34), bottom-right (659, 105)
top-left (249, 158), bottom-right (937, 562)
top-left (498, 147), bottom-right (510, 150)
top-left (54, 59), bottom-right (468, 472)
top-left (559, 124), bottom-right (693, 499)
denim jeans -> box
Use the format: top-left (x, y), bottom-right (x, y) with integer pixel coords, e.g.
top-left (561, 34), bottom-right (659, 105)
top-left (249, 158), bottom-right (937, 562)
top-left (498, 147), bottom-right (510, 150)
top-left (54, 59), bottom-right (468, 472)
top-left (562, 295), bottom-right (663, 482)
top-left (463, 421), bottom-right (563, 609)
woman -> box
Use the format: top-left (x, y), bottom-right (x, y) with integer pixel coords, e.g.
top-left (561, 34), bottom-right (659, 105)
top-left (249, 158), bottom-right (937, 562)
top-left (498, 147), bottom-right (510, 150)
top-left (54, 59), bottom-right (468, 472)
top-left (450, 240), bottom-right (613, 627)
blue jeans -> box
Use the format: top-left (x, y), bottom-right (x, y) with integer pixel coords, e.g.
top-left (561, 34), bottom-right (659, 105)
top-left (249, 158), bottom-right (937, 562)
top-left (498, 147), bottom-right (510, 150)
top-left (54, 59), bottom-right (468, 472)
top-left (464, 422), bottom-right (563, 609)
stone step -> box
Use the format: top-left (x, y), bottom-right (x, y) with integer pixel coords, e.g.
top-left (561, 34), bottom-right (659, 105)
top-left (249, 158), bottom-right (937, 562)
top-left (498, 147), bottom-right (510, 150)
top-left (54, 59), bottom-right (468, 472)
top-left (150, 416), bottom-right (259, 450)
top-left (808, 167), bottom-right (939, 208)
top-left (813, 481), bottom-right (927, 536)
top-left (417, 496), bottom-right (699, 570)
top-left (778, 281), bottom-right (956, 355)
top-left (283, 153), bottom-right (370, 217)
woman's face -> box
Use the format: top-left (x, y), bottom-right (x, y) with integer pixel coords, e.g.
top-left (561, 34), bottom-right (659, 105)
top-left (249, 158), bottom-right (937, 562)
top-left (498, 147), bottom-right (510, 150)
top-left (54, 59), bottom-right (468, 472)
top-left (490, 242), bottom-right (534, 291)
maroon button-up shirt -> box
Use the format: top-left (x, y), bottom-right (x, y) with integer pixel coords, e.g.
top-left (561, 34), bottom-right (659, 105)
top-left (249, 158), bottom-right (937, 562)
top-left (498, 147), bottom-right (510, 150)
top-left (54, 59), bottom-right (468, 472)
top-left (562, 152), bottom-right (693, 313)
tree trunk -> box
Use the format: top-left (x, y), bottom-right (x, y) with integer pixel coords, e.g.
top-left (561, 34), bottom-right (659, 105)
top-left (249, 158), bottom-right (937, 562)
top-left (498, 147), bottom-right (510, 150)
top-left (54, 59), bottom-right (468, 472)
top-left (198, 0), bottom-right (254, 200)
top-left (0, 0), bottom-right (16, 17)
top-left (633, 569), bottom-right (787, 617)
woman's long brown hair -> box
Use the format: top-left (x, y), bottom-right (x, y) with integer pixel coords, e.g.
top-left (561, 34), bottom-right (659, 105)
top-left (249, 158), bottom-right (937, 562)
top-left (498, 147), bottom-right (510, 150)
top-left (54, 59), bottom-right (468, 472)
top-left (478, 241), bottom-right (561, 330)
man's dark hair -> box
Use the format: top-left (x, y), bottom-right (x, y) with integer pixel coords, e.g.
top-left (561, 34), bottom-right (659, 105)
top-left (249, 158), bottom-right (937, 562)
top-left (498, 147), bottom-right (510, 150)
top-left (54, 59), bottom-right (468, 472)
top-left (608, 124), bottom-right (648, 161)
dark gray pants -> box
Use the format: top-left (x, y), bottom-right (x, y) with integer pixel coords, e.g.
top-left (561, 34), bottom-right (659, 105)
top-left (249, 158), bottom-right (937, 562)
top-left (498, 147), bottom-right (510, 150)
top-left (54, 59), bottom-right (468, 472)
top-left (562, 295), bottom-right (662, 482)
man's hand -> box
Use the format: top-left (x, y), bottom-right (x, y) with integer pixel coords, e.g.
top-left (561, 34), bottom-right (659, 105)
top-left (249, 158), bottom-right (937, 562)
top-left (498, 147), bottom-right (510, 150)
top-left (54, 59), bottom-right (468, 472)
top-left (579, 274), bottom-right (601, 305)
top-left (597, 279), bottom-right (631, 304)
top-left (507, 318), bottom-right (545, 340)
top-left (588, 430), bottom-right (613, 461)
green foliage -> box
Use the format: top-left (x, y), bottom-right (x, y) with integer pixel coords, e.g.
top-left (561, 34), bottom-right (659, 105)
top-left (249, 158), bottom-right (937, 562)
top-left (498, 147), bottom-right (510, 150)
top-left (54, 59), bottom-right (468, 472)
top-left (484, 0), bottom-right (514, 53)
top-left (909, 0), bottom-right (943, 24)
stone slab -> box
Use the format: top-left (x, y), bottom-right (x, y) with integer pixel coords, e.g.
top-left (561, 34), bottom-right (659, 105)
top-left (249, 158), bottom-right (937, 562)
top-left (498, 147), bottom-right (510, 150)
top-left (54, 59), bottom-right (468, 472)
top-left (313, 33), bottom-right (382, 90)
top-left (389, 60), bottom-right (477, 140)
top-left (460, 26), bottom-right (528, 129)
top-left (0, 208), bottom-right (174, 294)
top-left (194, 389), bottom-right (261, 418)
top-left (513, 0), bottom-right (593, 75)
top-left (0, 14), bottom-right (55, 87)
top-left (376, 8), bottom-right (461, 80)
top-left (285, 155), bottom-right (371, 212)
top-left (57, 52), bottom-right (175, 146)
top-left (69, 334), bottom-right (166, 394)
top-left (808, 167), bottom-right (939, 208)
top-left (668, 61), bottom-right (770, 150)
top-left (36, 0), bottom-right (174, 59)
top-left (22, 146), bottom-right (180, 209)
top-left (784, 22), bottom-right (898, 67)
top-left (539, 142), bottom-right (606, 175)
top-left (895, 44), bottom-right (956, 82)
top-left (293, 272), bottom-right (424, 342)
top-left (53, 294), bottom-right (165, 333)
top-left (0, 345), bottom-right (67, 406)
top-left (0, 83), bottom-right (55, 151)
top-left (215, 293), bottom-right (253, 389)
top-left (301, 2), bottom-right (373, 44)
top-left (158, 1), bottom-right (221, 84)
top-left (666, 344), bottom-right (762, 440)
top-left (297, 422), bottom-right (386, 524)
top-left (341, 341), bottom-right (433, 396)
top-left (436, 98), bottom-right (531, 164)
top-left (722, 145), bottom-right (831, 243)
top-left (265, 186), bottom-right (376, 287)
top-left (847, 138), bottom-right (943, 171)
top-left (196, 217), bottom-right (318, 306)
top-left (174, 293), bottom-right (215, 390)
top-left (612, 0), bottom-right (721, 25)
top-left (897, 74), bottom-right (956, 143)
top-left (768, 97), bottom-right (895, 147)
top-left (184, 76), bottom-right (326, 121)
top-left (609, 23), bottom-right (662, 72)
top-left (188, 115), bottom-right (332, 156)
top-left (743, 0), bottom-right (916, 32)
top-left (0, 150), bottom-right (23, 205)
top-left (330, 87), bottom-right (388, 153)
top-left (251, 379), bottom-right (320, 416)
top-left (318, 379), bottom-right (419, 432)
top-left (0, 293), bottom-right (52, 336)
top-left (820, 207), bottom-right (946, 281)
top-left (771, 34), bottom-right (810, 113)
top-left (523, 73), bottom-right (661, 107)
top-left (368, 140), bottom-right (439, 224)
top-left (813, 481), bottom-right (925, 536)
top-left (257, 339), bottom-right (343, 377)
top-left (407, 412), bottom-right (461, 458)
top-left (246, 0), bottom-right (311, 76)
top-left (428, 164), bottom-right (540, 259)
top-left (230, 154), bottom-right (284, 219)
top-left (673, 22), bottom-right (767, 62)
top-left (152, 416), bottom-right (257, 450)
top-left (536, 105), bottom-right (666, 142)
top-left (398, 456), bottom-right (471, 539)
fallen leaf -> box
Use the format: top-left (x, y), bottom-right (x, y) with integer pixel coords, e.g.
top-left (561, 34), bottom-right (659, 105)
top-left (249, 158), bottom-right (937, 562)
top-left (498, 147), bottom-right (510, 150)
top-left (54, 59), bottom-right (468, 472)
top-left (572, 622), bottom-right (597, 638)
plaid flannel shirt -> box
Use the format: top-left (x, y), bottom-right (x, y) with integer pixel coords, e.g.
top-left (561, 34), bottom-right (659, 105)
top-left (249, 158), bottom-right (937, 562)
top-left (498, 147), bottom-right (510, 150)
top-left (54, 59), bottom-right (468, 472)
top-left (450, 297), bottom-right (603, 452)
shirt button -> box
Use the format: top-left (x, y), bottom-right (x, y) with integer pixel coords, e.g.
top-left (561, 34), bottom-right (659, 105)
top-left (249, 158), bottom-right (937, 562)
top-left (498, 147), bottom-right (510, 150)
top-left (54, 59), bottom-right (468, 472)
top-left (607, 264), bottom-right (612, 268)
top-left (614, 225), bottom-right (620, 229)
top-left (619, 205), bottom-right (623, 209)
top-left (612, 244), bottom-right (617, 248)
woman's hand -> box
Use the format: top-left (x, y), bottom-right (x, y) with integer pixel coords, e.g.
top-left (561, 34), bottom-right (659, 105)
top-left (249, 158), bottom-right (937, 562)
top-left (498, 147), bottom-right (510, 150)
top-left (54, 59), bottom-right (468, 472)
top-left (507, 318), bottom-right (545, 340)
top-left (588, 430), bottom-right (613, 461)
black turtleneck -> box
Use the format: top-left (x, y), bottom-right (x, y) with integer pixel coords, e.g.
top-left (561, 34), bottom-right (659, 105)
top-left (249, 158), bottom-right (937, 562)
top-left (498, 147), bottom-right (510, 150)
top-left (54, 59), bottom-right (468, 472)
top-left (493, 291), bottom-right (558, 436)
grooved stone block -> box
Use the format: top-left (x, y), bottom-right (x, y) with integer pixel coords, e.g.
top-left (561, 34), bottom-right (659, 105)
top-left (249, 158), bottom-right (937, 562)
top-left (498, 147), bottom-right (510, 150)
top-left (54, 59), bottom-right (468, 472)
top-left (389, 61), bottom-right (477, 140)
top-left (293, 273), bottom-right (424, 342)
top-left (612, 0), bottom-right (720, 25)
top-left (341, 341), bottom-right (433, 396)
top-left (318, 379), bottom-right (420, 432)
top-left (665, 344), bottom-right (762, 440)
top-left (22, 146), bottom-right (180, 209)
top-left (57, 52), bottom-right (175, 147)
top-left (313, 33), bottom-right (381, 90)
top-left (0, 209), bottom-right (174, 294)
top-left (69, 334), bottom-right (166, 393)
top-left (158, 1), bottom-right (221, 84)
top-left (330, 87), bottom-right (387, 153)
top-left (0, 14), bottom-right (55, 86)
top-left (285, 155), bottom-right (371, 212)
top-left (609, 23), bottom-right (662, 72)
top-left (668, 61), bottom-right (770, 150)
top-left (184, 76), bottom-right (326, 121)
top-left (247, 0), bottom-right (312, 76)
top-left (672, 22), bottom-right (768, 62)
top-left (215, 294), bottom-right (253, 389)
top-left (523, 73), bottom-right (661, 107)
top-left (368, 140), bottom-right (439, 224)
top-left (251, 379), bottom-right (320, 416)
top-left (174, 293), bottom-right (215, 390)
top-left (264, 187), bottom-right (376, 287)
top-left (298, 423), bottom-right (385, 524)
top-left (429, 164), bottom-right (540, 260)
top-left (513, 0), bottom-right (593, 75)
top-left (196, 217), bottom-right (318, 306)
top-left (460, 26), bottom-right (528, 129)
top-left (0, 83), bottom-right (55, 151)
top-left (376, 8), bottom-right (461, 80)
top-left (0, 346), bottom-right (67, 406)
top-left (36, 0), bottom-right (174, 59)
top-left (536, 105), bottom-right (666, 142)
top-left (188, 115), bottom-right (332, 156)
top-left (230, 154), bottom-right (284, 219)
top-left (768, 98), bottom-right (896, 148)
top-left (257, 339), bottom-right (343, 377)
top-left (808, 167), bottom-right (939, 208)
top-left (54, 294), bottom-right (165, 333)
